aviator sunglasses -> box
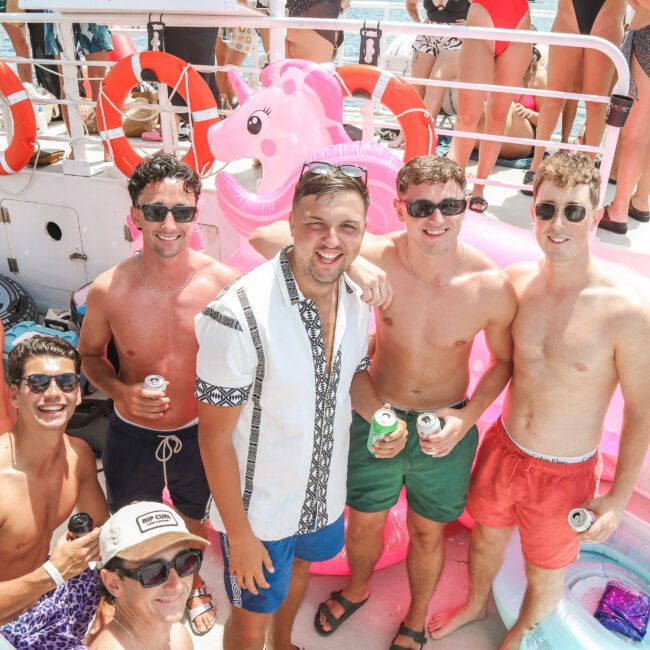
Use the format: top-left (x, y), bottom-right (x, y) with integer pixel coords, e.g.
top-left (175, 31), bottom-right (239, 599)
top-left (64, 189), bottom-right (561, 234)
top-left (15, 373), bottom-right (80, 394)
top-left (136, 204), bottom-right (198, 223)
top-left (400, 198), bottom-right (467, 218)
top-left (300, 161), bottom-right (368, 186)
top-left (534, 202), bottom-right (588, 223)
top-left (111, 549), bottom-right (203, 588)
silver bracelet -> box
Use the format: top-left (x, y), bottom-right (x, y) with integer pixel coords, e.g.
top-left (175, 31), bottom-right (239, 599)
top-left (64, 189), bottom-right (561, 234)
top-left (42, 560), bottom-right (65, 587)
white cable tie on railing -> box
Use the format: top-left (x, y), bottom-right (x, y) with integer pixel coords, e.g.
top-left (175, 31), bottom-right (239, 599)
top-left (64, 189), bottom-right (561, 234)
top-left (371, 71), bottom-right (392, 104)
top-left (191, 107), bottom-right (220, 123)
top-left (0, 153), bottom-right (15, 175)
top-left (131, 53), bottom-right (144, 84)
top-left (5, 90), bottom-right (28, 106)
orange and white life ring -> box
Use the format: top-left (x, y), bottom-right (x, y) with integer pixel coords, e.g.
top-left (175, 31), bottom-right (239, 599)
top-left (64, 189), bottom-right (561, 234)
top-left (97, 51), bottom-right (219, 177)
top-left (335, 64), bottom-right (437, 163)
top-left (0, 61), bottom-right (36, 175)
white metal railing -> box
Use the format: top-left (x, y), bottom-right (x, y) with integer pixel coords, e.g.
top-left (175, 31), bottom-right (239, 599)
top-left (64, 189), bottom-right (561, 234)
top-left (0, 9), bottom-right (630, 202)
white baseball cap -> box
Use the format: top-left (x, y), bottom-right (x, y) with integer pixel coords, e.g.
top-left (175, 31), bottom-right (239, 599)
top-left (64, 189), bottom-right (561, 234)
top-left (98, 501), bottom-right (209, 569)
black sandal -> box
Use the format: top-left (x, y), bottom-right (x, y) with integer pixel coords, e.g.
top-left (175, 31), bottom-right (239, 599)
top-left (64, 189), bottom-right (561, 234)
top-left (629, 201), bottom-right (650, 223)
top-left (521, 169), bottom-right (535, 196)
top-left (468, 196), bottom-right (489, 213)
top-left (390, 621), bottom-right (427, 649)
top-left (313, 590), bottom-right (369, 637)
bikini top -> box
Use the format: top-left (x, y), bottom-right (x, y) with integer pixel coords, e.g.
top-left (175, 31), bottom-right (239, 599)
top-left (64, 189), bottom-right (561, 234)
top-left (515, 93), bottom-right (537, 111)
top-left (422, 0), bottom-right (470, 24)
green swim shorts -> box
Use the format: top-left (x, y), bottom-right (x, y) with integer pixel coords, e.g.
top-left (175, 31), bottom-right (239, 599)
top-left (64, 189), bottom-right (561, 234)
top-left (346, 408), bottom-right (479, 522)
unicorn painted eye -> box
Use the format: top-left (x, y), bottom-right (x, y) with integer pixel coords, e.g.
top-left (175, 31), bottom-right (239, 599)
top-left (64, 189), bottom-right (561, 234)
top-left (247, 114), bottom-right (263, 135)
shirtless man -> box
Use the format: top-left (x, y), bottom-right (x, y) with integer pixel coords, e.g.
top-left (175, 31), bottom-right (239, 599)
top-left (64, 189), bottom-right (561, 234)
top-left (79, 153), bottom-right (238, 635)
top-left (0, 335), bottom-right (108, 648)
top-left (429, 152), bottom-right (650, 650)
top-left (251, 156), bottom-right (517, 650)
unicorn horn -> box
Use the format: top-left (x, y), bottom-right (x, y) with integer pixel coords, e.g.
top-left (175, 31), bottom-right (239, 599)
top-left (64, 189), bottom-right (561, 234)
top-left (228, 70), bottom-right (253, 105)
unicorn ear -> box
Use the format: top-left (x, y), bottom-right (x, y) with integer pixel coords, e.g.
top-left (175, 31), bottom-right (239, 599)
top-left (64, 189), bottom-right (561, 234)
top-left (228, 70), bottom-right (253, 104)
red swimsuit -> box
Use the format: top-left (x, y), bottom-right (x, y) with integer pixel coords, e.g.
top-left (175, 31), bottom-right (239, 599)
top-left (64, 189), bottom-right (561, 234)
top-left (473, 0), bottom-right (529, 56)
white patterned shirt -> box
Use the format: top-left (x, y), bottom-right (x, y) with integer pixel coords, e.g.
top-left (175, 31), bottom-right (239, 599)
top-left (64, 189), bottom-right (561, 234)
top-left (195, 248), bottom-right (370, 541)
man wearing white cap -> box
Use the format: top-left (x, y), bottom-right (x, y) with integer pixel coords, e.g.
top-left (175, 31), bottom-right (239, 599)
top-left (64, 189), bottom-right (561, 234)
top-left (91, 501), bottom-right (209, 650)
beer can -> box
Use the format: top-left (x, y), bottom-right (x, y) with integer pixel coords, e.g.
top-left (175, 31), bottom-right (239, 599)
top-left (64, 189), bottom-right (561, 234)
top-left (367, 407), bottom-right (398, 453)
top-left (416, 413), bottom-right (442, 456)
top-left (68, 512), bottom-right (94, 540)
top-left (568, 508), bottom-right (593, 532)
top-left (143, 374), bottom-right (166, 393)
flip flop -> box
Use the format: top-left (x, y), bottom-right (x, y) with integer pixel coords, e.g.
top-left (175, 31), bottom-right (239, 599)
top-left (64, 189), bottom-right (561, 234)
top-left (468, 196), bottom-right (489, 213)
top-left (141, 129), bottom-right (163, 142)
top-left (628, 201), bottom-right (650, 223)
top-left (314, 590), bottom-right (369, 637)
top-left (29, 148), bottom-right (64, 166)
top-left (390, 621), bottom-right (427, 649)
top-left (186, 584), bottom-right (216, 636)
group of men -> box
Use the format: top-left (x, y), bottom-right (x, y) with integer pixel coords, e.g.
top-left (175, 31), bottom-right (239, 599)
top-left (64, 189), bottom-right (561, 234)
top-left (0, 149), bottom-right (648, 650)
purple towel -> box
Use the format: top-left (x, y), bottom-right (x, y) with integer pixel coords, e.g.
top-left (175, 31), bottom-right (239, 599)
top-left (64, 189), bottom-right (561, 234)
top-left (595, 580), bottom-right (650, 642)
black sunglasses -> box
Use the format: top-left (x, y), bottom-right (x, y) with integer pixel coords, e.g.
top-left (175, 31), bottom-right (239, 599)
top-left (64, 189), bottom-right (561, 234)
top-left (112, 549), bottom-right (203, 589)
top-left (400, 198), bottom-right (467, 218)
top-left (15, 373), bottom-right (80, 394)
top-left (534, 202), bottom-right (587, 223)
top-left (299, 161), bottom-right (368, 186)
top-left (136, 203), bottom-right (198, 223)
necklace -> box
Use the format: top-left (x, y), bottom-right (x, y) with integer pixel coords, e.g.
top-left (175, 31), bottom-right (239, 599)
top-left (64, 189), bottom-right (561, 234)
top-left (136, 254), bottom-right (195, 294)
top-left (405, 240), bottom-right (464, 287)
top-left (113, 615), bottom-right (148, 650)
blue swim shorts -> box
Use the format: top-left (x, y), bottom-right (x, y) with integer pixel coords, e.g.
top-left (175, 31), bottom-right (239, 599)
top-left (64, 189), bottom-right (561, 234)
top-left (44, 22), bottom-right (113, 56)
top-left (220, 514), bottom-right (345, 613)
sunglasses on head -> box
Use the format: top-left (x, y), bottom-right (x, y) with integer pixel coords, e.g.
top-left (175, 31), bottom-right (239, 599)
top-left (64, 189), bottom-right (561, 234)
top-left (15, 373), bottom-right (80, 394)
top-left (112, 549), bottom-right (203, 589)
top-left (534, 202), bottom-right (587, 223)
top-left (136, 204), bottom-right (198, 223)
top-left (299, 161), bottom-right (368, 186)
top-left (400, 198), bottom-right (467, 218)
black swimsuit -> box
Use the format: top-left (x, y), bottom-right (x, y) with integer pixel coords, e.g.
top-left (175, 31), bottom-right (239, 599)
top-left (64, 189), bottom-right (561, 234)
top-left (571, 0), bottom-right (606, 35)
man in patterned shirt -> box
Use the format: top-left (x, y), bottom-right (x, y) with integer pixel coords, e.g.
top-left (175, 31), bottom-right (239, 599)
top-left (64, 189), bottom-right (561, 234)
top-left (196, 163), bottom-right (407, 650)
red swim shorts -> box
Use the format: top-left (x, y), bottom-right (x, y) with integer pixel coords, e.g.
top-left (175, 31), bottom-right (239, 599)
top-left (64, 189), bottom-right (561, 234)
top-left (466, 419), bottom-right (602, 570)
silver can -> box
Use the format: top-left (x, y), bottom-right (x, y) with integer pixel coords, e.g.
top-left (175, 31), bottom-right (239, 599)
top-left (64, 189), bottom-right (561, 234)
top-left (568, 508), bottom-right (593, 532)
top-left (143, 374), bottom-right (166, 393)
top-left (417, 413), bottom-right (441, 456)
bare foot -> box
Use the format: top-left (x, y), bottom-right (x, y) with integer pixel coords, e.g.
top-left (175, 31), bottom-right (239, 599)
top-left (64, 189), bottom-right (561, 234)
top-left (317, 589), bottom-right (369, 633)
top-left (428, 602), bottom-right (487, 639)
top-left (499, 627), bottom-right (525, 650)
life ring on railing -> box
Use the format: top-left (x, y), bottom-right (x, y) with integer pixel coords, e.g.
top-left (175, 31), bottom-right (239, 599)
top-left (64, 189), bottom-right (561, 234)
top-left (335, 64), bottom-right (437, 163)
top-left (0, 61), bottom-right (36, 175)
top-left (97, 52), bottom-right (219, 177)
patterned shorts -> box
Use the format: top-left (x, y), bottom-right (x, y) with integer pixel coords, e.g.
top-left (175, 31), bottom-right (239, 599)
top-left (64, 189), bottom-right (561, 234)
top-left (412, 21), bottom-right (462, 57)
top-left (220, 26), bottom-right (254, 54)
top-left (0, 569), bottom-right (100, 649)
top-left (44, 22), bottom-right (113, 56)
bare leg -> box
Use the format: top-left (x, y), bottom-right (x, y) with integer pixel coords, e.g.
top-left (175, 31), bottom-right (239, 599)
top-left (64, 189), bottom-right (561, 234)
top-left (472, 37), bottom-right (532, 200)
top-left (85, 50), bottom-right (109, 101)
top-left (449, 4), bottom-right (496, 169)
top-left (631, 140), bottom-right (650, 212)
top-left (218, 44), bottom-right (248, 105)
top-left (411, 50), bottom-right (436, 99)
top-left (3, 23), bottom-right (33, 84)
top-left (224, 606), bottom-right (270, 650)
top-left (266, 558), bottom-right (310, 650)
top-left (605, 53), bottom-right (650, 224)
top-left (500, 562), bottom-right (565, 650)
top-left (286, 29), bottom-right (334, 63)
top-left (530, 44), bottom-right (582, 171)
top-left (424, 49), bottom-right (460, 120)
top-left (180, 514), bottom-right (217, 634)
top-left (316, 508), bottom-right (388, 632)
top-left (392, 509), bottom-right (445, 650)
top-left (429, 523), bottom-right (513, 639)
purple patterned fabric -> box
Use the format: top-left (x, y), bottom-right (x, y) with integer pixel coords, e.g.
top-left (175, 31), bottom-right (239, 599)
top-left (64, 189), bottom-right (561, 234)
top-left (595, 580), bottom-right (650, 642)
top-left (0, 569), bottom-right (99, 649)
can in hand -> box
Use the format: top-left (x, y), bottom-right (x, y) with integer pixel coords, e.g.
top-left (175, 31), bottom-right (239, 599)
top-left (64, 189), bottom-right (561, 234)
top-left (68, 513), bottom-right (94, 540)
top-left (568, 508), bottom-right (593, 532)
top-left (416, 413), bottom-right (441, 455)
top-left (143, 374), bottom-right (166, 393)
top-left (368, 407), bottom-right (398, 454)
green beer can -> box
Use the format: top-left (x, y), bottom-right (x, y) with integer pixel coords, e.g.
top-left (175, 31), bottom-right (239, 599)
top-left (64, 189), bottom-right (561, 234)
top-left (368, 407), bottom-right (398, 454)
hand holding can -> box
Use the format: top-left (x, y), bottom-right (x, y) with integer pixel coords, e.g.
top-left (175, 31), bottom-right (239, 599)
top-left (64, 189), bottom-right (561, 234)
top-left (368, 407), bottom-right (398, 455)
top-left (416, 413), bottom-right (441, 455)
top-left (568, 508), bottom-right (594, 532)
top-left (68, 513), bottom-right (94, 540)
top-left (143, 374), bottom-right (166, 394)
